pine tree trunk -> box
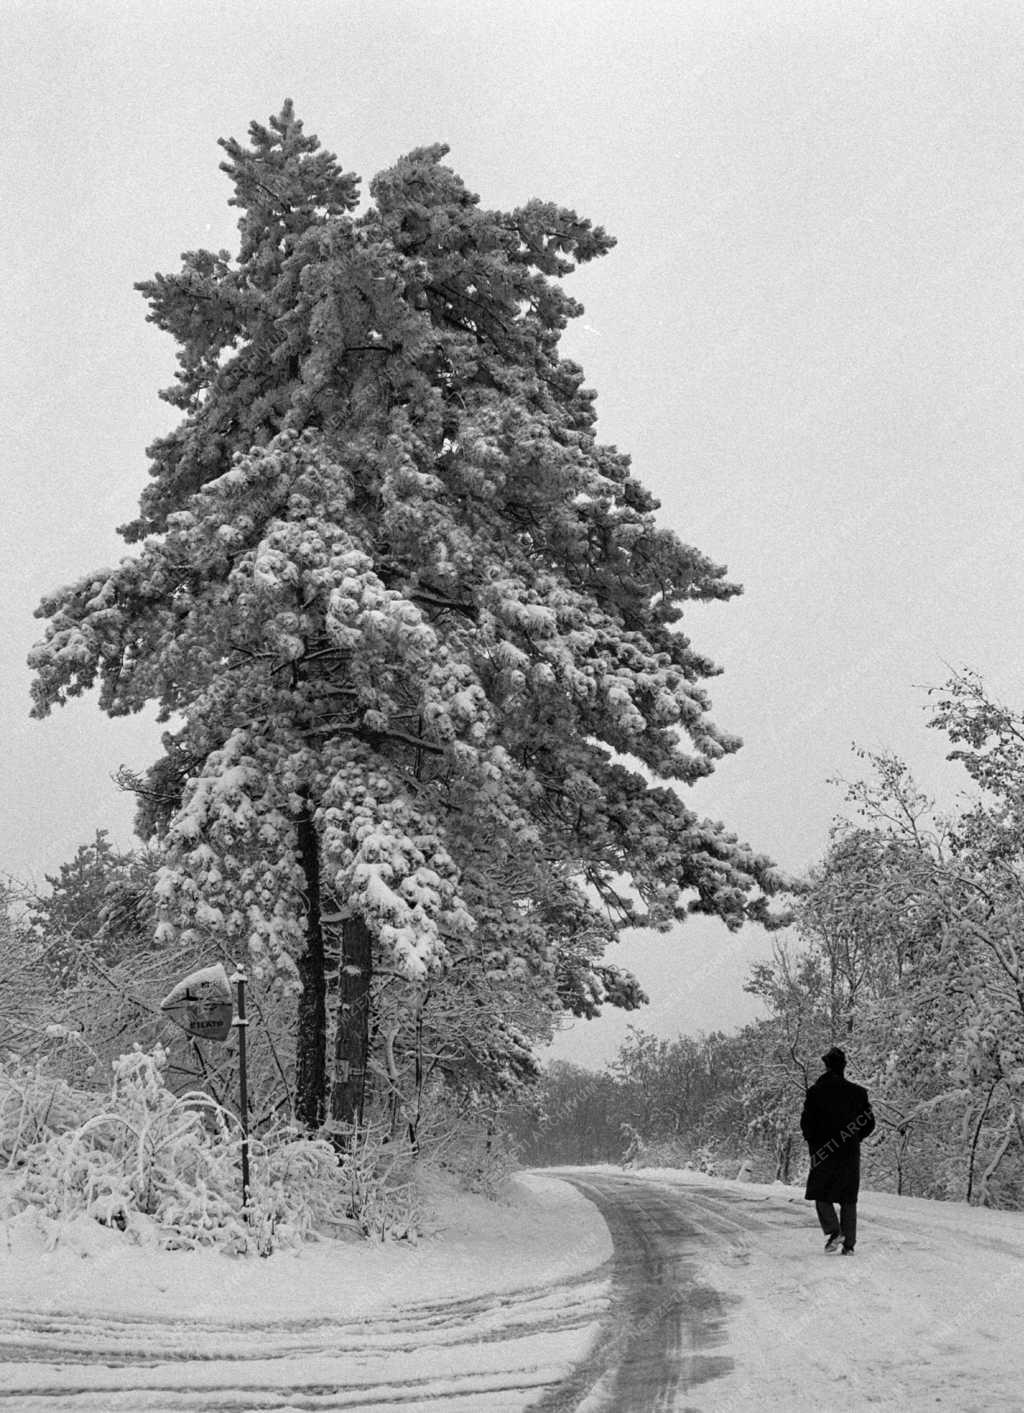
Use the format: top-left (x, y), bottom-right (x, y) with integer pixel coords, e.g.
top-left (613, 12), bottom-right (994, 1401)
top-left (330, 912), bottom-right (372, 1139)
top-left (294, 811), bottom-right (327, 1130)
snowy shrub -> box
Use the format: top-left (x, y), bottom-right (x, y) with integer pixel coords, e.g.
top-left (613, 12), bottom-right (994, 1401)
top-left (0, 882), bottom-right (56, 1054)
top-left (637, 1137), bottom-right (697, 1170)
top-left (6, 1046), bottom-right (344, 1254)
top-left (685, 1142), bottom-right (733, 1177)
top-left (433, 1119), bottom-right (519, 1198)
top-left (244, 1127), bottom-right (348, 1253)
top-left (0, 1062), bottom-right (98, 1167)
top-left (619, 1122), bottom-right (646, 1168)
top-left (615, 1132), bottom-right (765, 1178)
top-left (336, 1124), bottom-right (421, 1242)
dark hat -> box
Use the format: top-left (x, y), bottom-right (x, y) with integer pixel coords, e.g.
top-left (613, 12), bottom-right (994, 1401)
top-left (822, 1046), bottom-right (847, 1071)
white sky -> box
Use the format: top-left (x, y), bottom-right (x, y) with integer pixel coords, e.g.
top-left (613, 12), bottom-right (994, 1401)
top-left (5, 0), bottom-right (1024, 1062)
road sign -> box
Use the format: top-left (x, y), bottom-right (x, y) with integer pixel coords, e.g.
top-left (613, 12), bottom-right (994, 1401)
top-left (160, 962), bottom-right (234, 1042)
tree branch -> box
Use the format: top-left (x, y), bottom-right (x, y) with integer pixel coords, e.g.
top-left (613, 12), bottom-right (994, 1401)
top-left (300, 721), bottom-right (445, 755)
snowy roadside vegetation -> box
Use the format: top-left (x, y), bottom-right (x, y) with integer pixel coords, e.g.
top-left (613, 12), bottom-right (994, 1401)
top-left (1, 1048), bottom-right (347, 1254)
top-left (0, 855), bottom-right (514, 1253)
top-left (0, 904), bottom-right (513, 1252)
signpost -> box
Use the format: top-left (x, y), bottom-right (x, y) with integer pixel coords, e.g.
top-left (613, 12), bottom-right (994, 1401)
top-left (160, 963), bottom-right (251, 1216)
top-left (231, 969), bottom-right (251, 1212)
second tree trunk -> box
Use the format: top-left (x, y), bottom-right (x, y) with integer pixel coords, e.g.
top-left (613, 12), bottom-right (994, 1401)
top-left (331, 912), bottom-right (372, 1134)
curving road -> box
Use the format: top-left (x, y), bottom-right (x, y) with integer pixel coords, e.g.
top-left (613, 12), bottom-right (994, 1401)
top-left (0, 1173), bottom-right (756, 1411)
top-left (531, 1171), bottom-right (748, 1412)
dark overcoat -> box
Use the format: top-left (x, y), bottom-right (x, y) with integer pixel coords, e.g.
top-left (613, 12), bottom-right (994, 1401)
top-left (800, 1071), bottom-right (875, 1203)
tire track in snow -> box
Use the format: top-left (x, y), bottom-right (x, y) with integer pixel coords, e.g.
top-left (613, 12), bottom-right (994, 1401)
top-left (529, 1172), bottom-right (740, 1412)
top-left (0, 1266), bottom-right (611, 1410)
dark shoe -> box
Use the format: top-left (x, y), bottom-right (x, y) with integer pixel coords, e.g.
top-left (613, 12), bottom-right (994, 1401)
top-left (824, 1233), bottom-right (841, 1252)
top-left (841, 1245), bottom-right (855, 1255)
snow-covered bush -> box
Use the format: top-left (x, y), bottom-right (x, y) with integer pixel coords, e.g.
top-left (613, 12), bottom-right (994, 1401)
top-left (432, 1119), bottom-right (519, 1198)
top-left (0, 1062), bottom-right (98, 1167)
top-left (686, 1142), bottom-right (736, 1177)
top-left (246, 1126), bottom-right (356, 1252)
top-left (335, 1123), bottom-right (421, 1242)
top-left (0, 886), bottom-right (59, 1064)
top-left (619, 1122), bottom-right (646, 1168)
top-left (5, 1046), bottom-right (343, 1254)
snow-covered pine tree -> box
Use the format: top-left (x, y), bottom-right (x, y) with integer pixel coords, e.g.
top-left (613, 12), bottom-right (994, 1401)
top-left (27, 831), bottom-right (159, 984)
top-left (30, 103), bottom-right (785, 1135)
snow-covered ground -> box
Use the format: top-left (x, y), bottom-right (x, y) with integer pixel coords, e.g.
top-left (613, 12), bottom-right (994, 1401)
top-left (3, 1165), bottom-right (1024, 1409)
top-left (0, 1170), bottom-right (612, 1410)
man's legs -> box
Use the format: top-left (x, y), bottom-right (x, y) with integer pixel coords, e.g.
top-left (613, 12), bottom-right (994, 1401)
top-left (815, 1200), bottom-right (840, 1237)
top-left (839, 1201), bottom-right (857, 1250)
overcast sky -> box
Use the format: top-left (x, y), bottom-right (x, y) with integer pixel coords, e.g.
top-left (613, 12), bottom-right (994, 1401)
top-left (5, 0), bottom-right (1024, 1065)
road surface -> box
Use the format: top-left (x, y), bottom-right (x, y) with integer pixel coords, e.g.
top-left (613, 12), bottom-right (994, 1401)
top-left (0, 1170), bottom-right (750, 1411)
top-left (533, 1170), bottom-right (754, 1411)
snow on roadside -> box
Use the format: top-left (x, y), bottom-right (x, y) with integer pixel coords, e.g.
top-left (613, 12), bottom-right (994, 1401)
top-left (630, 1166), bottom-right (1024, 1412)
top-left (0, 1170), bottom-right (612, 1410)
top-left (0, 1164), bottom-right (610, 1407)
top-left (0, 1169), bottom-right (611, 1324)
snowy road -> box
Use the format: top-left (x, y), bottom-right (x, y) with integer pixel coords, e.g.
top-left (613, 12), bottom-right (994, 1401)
top-left (534, 1171), bottom-right (741, 1410)
top-left (553, 1168), bottom-right (1024, 1412)
top-left (4, 1168), bottom-right (1024, 1410)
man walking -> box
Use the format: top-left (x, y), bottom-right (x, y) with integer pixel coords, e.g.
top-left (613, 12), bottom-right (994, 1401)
top-left (800, 1047), bottom-right (875, 1254)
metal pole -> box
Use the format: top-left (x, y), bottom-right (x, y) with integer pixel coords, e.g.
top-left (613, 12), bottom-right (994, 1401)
top-left (231, 969), bottom-right (251, 1215)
